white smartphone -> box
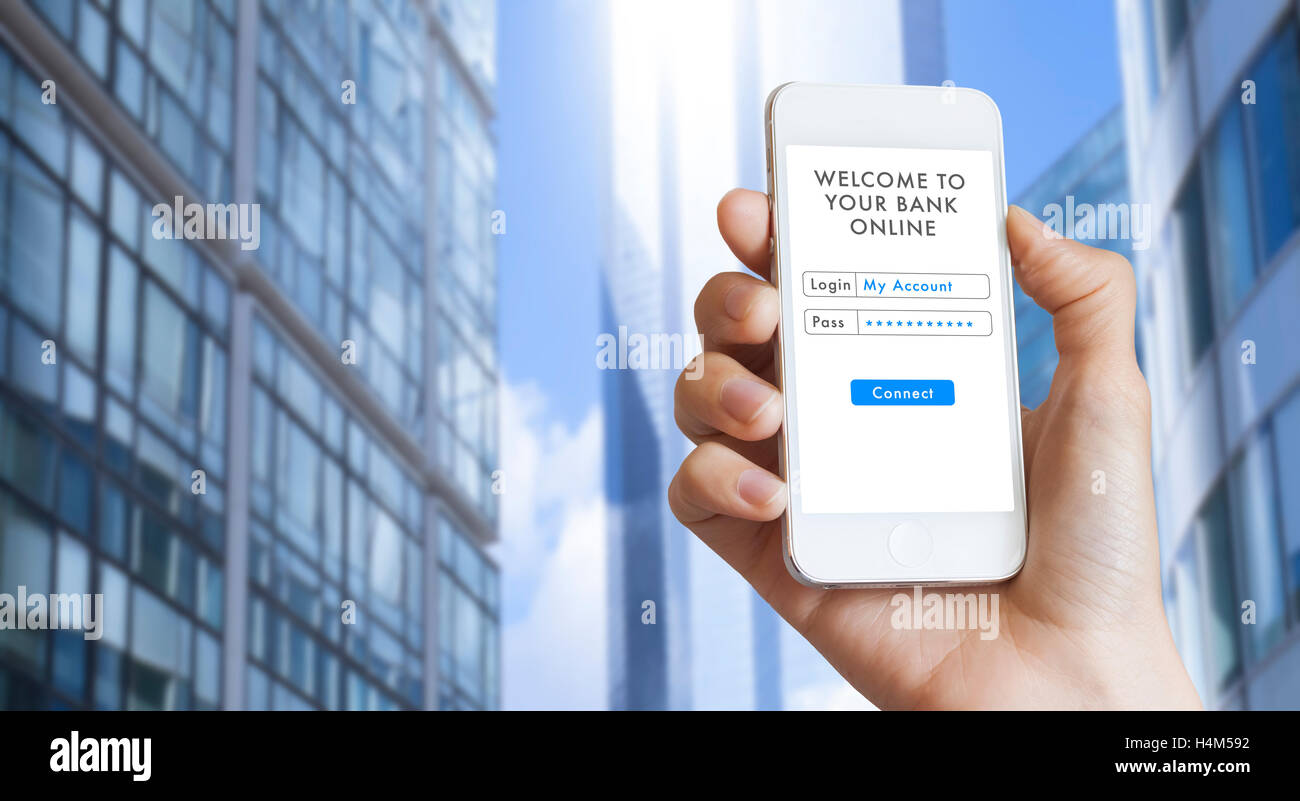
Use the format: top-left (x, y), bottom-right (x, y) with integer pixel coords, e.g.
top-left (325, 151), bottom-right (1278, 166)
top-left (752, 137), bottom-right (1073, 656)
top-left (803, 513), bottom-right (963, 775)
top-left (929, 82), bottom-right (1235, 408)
top-left (765, 82), bottom-right (1027, 587)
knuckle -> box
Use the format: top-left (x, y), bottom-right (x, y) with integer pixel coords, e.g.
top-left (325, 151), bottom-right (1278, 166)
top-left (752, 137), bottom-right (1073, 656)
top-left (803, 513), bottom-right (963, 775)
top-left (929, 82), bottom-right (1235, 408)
top-left (666, 471), bottom-right (689, 522)
top-left (689, 438), bottom-right (731, 467)
top-left (1105, 248), bottom-right (1136, 278)
top-left (683, 350), bottom-right (722, 386)
top-left (676, 355), bottom-right (700, 393)
top-left (671, 442), bottom-right (727, 517)
top-left (678, 351), bottom-right (716, 389)
top-left (672, 402), bottom-right (693, 439)
top-left (694, 272), bottom-right (738, 322)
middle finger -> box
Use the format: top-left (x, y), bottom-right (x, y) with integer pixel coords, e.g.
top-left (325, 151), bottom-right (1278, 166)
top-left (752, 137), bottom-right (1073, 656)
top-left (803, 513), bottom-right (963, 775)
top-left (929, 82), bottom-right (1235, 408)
top-left (694, 271), bottom-right (780, 374)
top-left (675, 350), bottom-right (783, 444)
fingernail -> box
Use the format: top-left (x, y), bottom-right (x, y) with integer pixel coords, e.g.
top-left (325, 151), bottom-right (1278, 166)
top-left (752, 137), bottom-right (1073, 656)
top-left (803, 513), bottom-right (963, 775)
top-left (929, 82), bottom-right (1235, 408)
top-left (738, 469), bottom-right (785, 507)
top-left (1011, 205), bottom-right (1059, 239)
top-left (723, 283), bottom-right (760, 321)
top-left (720, 377), bottom-right (776, 422)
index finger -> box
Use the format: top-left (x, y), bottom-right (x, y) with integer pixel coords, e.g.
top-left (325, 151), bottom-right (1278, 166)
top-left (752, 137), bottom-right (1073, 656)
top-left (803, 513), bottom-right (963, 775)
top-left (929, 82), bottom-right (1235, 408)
top-left (717, 188), bottom-right (773, 279)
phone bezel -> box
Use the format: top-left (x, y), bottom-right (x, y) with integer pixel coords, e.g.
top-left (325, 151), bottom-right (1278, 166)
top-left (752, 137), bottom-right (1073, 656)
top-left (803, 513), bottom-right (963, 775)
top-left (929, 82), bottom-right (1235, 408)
top-left (765, 82), bottom-right (1028, 587)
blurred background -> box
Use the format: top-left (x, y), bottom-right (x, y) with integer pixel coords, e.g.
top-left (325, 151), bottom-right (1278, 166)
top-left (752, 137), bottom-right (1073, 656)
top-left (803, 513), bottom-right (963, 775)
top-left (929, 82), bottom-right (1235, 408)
top-left (0, 0), bottom-right (1296, 711)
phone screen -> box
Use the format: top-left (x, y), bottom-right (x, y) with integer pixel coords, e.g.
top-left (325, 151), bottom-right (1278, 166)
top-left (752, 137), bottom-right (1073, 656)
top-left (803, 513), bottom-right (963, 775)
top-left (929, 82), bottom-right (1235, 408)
top-left (783, 144), bottom-right (1016, 515)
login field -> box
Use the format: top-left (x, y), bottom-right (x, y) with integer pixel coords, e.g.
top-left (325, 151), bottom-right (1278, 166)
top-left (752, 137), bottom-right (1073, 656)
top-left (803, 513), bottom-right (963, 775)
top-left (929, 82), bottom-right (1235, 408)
top-left (803, 271), bottom-right (990, 299)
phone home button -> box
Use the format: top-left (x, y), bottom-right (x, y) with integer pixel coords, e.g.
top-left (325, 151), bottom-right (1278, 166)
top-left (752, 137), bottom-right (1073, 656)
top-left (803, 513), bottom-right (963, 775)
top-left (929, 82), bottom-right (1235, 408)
top-left (888, 521), bottom-right (933, 567)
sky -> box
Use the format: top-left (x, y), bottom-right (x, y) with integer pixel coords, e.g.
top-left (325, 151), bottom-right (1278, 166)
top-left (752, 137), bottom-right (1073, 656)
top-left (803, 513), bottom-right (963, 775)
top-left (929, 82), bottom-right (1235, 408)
top-left (497, 0), bottom-right (1123, 426)
top-left (494, 0), bottom-right (1123, 710)
top-left (493, 0), bottom-right (610, 710)
top-left (943, 0), bottom-right (1122, 199)
top-left (495, 2), bottom-right (606, 433)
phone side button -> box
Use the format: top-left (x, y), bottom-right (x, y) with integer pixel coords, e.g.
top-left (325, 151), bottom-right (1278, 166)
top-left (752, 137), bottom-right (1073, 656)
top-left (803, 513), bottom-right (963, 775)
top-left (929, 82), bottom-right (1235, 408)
top-left (887, 521), bottom-right (933, 568)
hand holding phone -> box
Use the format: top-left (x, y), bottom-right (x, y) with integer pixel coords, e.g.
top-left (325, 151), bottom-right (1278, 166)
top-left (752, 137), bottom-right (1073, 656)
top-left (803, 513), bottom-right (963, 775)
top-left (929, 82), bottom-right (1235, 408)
top-left (667, 85), bottom-right (1199, 709)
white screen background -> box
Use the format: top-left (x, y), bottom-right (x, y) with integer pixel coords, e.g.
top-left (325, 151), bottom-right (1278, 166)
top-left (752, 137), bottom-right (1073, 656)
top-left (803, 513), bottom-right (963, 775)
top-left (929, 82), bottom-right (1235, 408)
top-left (785, 144), bottom-right (1014, 514)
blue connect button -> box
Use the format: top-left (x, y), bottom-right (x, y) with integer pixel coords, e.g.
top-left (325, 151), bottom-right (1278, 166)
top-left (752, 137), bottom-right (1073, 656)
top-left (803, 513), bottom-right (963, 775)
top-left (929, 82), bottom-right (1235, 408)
top-left (850, 379), bottom-right (955, 406)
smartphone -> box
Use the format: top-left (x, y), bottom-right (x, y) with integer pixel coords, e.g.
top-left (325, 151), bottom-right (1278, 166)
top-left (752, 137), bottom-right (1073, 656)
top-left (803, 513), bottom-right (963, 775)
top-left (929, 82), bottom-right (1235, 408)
top-left (765, 82), bottom-right (1027, 587)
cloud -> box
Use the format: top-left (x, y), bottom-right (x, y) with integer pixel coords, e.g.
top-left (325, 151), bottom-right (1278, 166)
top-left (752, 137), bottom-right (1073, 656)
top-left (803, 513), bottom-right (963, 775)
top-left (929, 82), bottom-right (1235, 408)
top-left (493, 377), bottom-right (867, 711)
top-left (497, 379), bottom-right (608, 710)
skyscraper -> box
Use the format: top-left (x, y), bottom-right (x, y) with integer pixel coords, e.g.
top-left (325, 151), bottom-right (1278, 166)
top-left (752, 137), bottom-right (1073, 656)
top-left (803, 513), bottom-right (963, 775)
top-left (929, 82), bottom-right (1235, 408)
top-left (597, 0), bottom-right (944, 711)
top-left (0, 0), bottom-right (499, 711)
top-left (1116, 0), bottom-right (1300, 709)
top-left (600, 1), bottom-right (691, 709)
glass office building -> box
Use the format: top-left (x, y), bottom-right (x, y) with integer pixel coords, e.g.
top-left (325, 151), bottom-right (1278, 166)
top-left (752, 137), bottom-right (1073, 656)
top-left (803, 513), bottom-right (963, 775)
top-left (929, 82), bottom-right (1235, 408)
top-left (1013, 106), bottom-right (1132, 409)
top-left (1117, 0), bottom-right (1300, 708)
top-left (0, 0), bottom-right (499, 711)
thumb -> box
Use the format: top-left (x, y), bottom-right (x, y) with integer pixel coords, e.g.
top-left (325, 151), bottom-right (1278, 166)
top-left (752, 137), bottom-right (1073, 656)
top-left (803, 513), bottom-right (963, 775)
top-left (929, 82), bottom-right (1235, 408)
top-left (1006, 205), bottom-right (1139, 363)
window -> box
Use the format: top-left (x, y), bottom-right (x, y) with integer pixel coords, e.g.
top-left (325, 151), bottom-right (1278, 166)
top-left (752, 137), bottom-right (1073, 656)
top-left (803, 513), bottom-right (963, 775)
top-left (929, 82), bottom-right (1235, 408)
top-left (1168, 538), bottom-right (1208, 702)
top-left (437, 515), bottom-right (498, 709)
top-left (108, 169), bottom-right (140, 250)
top-left (127, 584), bottom-right (194, 710)
top-left (1273, 388), bottom-right (1300, 620)
top-left (58, 448), bottom-right (92, 533)
top-left (1196, 484), bottom-right (1241, 691)
top-left (99, 479), bottom-right (129, 562)
top-left (61, 362), bottom-right (96, 447)
top-left (453, 583), bottom-right (484, 700)
top-left (280, 118), bottom-right (326, 256)
top-left (276, 415), bottom-right (322, 552)
top-left (52, 532), bottom-right (91, 699)
top-left (1152, 0), bottom-right (1190, 65)
top-left (12, 71), bottom-right (66, 176)
top-left (438, 0), bottom-right (496, 91)
top-left (1202, 104), bottom-right (1256, 321)
top-left (6, 152), bottom-right (64, 332)
top-left (76, 1), bottom-right (109, 78)
top-left (104, 247), bottom-right (137, 396)
top-left (436, 315), bottom-right (498, 519)
top-left (113, 39), bottom-right (146, 119)
top-left (194, 631), bottom-right (221, 706)
top-left (65, 210), bottom-right (102, 361)
top-left (1245, 21), bottom-right (1300, 260)
top-left (140, 281), bottom-right (200, 426)
top-left (10, 318), bottom-right (58, 406)
top-left (1227, 434), bottom-right (1287, 660)
top-left (0, 401), bottom-right (56, 506)
top-left (0, 491), bottom-right (52, 669)
top-left (1169, 178), bottom-right (1214, 375)
top-left (69, 130), bottom-right (103, 213)
top-left (368, 507), bottom-right (403, 609)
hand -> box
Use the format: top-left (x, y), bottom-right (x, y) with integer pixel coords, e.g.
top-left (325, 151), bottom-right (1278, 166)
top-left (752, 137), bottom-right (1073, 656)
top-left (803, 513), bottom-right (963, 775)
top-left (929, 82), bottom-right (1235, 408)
top-left (667, 188), bottom-right (1202, 710)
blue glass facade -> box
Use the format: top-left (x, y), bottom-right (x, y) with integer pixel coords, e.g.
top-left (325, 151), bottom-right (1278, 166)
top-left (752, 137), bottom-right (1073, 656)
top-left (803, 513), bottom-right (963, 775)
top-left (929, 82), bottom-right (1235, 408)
top-left (245, 316), bottom-right (426, 710)
top-left (0, 43), bottom-right (230, 707)
top-left (0, 0), bottom-right (499, 710)
top-left (1119, 0), bottom-right (1300, 709)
